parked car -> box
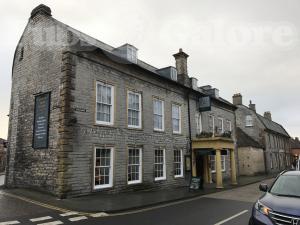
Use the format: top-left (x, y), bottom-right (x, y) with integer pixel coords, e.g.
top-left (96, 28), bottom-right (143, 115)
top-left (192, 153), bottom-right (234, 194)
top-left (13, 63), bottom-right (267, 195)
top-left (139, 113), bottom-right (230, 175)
top-left (249, 171), bottom-right (300, 225)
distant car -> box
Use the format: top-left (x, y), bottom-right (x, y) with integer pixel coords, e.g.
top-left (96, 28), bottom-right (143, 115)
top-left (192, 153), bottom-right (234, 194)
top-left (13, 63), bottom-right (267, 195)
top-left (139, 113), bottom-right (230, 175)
top-left (249, 171), bottom-right (300, 225)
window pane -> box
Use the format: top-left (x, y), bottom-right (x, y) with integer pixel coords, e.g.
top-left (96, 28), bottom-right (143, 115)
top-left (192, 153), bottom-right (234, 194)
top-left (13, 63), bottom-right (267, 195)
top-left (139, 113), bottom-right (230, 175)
top-left (174, 150), bottom-right (182, 176)
top-left (128, 92), bottom-right (141, 127)
top-left (128, 148), bottom-right (141, 182)
top-left (95, 148), bottom-right (112, 187)
top-left (154, 149), bottom-right (165, 179)
top-left (96, 83), bottom-right (113, 124)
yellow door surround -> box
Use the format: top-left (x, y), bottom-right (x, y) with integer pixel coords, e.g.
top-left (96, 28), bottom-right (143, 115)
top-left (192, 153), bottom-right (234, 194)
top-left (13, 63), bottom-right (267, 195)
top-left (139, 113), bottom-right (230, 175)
top-left (191, 137), bottom-right (237, 188)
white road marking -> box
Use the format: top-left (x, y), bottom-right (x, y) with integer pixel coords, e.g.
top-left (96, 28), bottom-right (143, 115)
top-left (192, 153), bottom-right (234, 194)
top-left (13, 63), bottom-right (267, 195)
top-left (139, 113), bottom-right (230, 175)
top-left (90, 212), bottom-right (109, 217)
top-left (37, 221), bottom-right (63, 225)
top-left (59, 211), bottom-right (78, 217)
top-left (30, 216), bottom-right (53, 222)
top-left (68, 216), bottom-right (88, 222)
top-left (0, 221), bottom-right (20, 225)
top-left (37, 220), bottom-right (63, 225)
top-left (213, 210), bottom-right (249, 225)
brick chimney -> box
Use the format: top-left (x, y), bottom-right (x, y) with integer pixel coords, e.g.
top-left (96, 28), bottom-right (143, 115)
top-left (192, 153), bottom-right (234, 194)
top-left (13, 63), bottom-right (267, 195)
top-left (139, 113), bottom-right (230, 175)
top-left (232, 93), bottom-right (243, 105)
top-left (31, 4), bottom-right (52, 18)
top-left (173, 48), bottom-right (190, 87)
top-left (249, 100), bottom-right (256, 111)
top-left (264, 111), bottom-right (272, 120)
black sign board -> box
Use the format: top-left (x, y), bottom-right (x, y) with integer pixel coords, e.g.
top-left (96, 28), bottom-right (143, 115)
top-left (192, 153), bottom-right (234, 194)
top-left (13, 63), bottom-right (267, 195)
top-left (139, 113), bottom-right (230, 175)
top-left (33, 92), bottom-right (51, 149)
top-left (199, 96), bottom-right (211, 112)
top-left (189, 176), bottom-right (201, 190)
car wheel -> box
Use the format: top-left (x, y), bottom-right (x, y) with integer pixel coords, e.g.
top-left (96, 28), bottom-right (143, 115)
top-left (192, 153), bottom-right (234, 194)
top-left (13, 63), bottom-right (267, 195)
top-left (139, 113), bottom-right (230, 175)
top-left (248, 218), bottom-right (254, 225)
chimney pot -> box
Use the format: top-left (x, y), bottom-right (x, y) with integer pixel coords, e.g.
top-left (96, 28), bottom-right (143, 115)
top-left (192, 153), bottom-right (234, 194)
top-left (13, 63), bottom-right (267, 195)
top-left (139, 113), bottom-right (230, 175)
top-left (249, 100), bottom-right (256, 112)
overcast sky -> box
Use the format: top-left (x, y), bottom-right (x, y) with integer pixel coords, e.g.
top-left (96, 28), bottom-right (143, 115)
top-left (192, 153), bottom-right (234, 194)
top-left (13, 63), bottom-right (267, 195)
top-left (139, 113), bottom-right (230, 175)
top-left (0, 0), bottom-right (300, 139)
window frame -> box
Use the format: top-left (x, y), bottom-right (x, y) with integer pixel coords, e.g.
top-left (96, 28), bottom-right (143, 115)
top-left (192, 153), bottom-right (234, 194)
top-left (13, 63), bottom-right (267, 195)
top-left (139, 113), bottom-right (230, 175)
top-left (217, 117), bottom-right (224, 134)
top-left (95, 81), bottom-right (114, 126)
top-left (226, 120), bottom-right (232, 132)
top-left (195, 113), bottom-right (203, 135)
top-left (210, 155), bottom-right (226, 173)
top-left (154, 149), bottom-right (166, 181)
top-left (172, 104), bottom-right (181, 134)
top-left (127, 91), bottom-right (142, 129)
top-left (153, 98), bottom-right (165, 132)
top-left (93, 147), bottom-right (114, 189)
top-left (170, 68), bottom-right (177, 81)
top-left (245, 115), bottom-right (253, 127)
top-left (127, 147), bottom-right (143, 184)
top-left (208, 115), bottom-right (215, 135)
top-left (174, 149), bottom-right (184, 178)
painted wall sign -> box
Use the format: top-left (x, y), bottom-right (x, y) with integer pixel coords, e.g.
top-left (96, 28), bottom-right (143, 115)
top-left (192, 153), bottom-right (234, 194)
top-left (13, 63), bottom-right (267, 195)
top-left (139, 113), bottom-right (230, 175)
top-left (33, 92), bottom-right (51, 149)
top-left (199, 96), bottom-right (211, 112)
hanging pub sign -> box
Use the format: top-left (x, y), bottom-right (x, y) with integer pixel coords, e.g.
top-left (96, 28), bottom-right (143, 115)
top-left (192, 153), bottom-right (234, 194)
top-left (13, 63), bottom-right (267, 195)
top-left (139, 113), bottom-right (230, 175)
top-left (33, 92), bottom-right (51, 149)
top-left (199, 96), bottom-right (211, 112)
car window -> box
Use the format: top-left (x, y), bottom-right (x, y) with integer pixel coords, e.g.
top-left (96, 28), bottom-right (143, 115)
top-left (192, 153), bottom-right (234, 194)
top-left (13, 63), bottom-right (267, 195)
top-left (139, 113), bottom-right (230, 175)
top-left (270, 175), bottom-right (300, 197)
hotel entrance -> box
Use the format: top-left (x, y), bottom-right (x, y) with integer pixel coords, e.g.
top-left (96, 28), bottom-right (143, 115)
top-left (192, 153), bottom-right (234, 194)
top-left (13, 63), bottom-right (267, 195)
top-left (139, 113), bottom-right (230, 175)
top-left (194, 149), bottom-right (214, 188)
top-left (192, 137), bottom-right (237, 189)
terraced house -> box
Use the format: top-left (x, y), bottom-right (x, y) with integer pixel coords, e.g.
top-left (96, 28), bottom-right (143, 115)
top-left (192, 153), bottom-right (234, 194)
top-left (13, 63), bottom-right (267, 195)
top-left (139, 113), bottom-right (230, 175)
top-left (6, 4), bottom-right (238, 198)
top-left (233, 94), bottom-right (291, 175)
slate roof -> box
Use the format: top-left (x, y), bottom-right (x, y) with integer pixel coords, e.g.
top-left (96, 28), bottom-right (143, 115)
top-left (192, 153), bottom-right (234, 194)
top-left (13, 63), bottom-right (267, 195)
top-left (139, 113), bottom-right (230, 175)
top-left (54, 18), bottom-right (165, 75)
top-left (236, 127), bottom-right (263, 148)
top-left (257, 114), bottom-right (290, 137)
top-left (51, 17), bottom-right (235, 109)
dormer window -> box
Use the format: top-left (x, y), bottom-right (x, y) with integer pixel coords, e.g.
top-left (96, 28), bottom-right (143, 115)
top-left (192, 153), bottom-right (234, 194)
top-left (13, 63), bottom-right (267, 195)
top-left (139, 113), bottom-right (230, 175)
top-left (156, 67), bottom-right (177, 81)
top-left (127, 46), bottom-right (137, 64)
top-left (246, 115), bottom-right (253, 127)
top-left (170, 67), bottom-right (177, 81)
top-left (113, 44), bottom-right (138, 64)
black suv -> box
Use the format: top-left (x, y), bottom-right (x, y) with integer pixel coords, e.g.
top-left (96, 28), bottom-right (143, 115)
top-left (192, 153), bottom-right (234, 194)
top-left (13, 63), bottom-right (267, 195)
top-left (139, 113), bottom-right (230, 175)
top-left (249, 171), bottom-right (300, 225)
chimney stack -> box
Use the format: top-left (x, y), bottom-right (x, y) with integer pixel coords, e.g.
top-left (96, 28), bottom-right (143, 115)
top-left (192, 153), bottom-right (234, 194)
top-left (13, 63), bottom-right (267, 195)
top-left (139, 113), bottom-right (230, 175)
top-left (173, 48), bottom-right (190, 87)
top-left (31, 4), bottom-right (52, 18)
top-left (232, 93), bottom-right (243, 105)
top-left (249, 100), bottom-right (256, 111)
top-left (264, 111), bottom-right (272, 121)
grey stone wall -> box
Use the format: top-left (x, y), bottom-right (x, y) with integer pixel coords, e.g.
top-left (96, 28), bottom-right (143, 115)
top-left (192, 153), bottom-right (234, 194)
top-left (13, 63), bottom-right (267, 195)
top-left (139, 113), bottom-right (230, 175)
top-left (66, 52), bottom-right (190, 196)
top-left (235, 105), bottom-right (291, 175)
top-left (239, 147), bottom-right (265, 175)
top-left (6, 13), bottom-right (69, 194)
top-left (264, 132), bottom-right (291, 174)
top-left (235, 105), bottom-right (265, 143)
top-left (189, 94), bottom-right (237, 180)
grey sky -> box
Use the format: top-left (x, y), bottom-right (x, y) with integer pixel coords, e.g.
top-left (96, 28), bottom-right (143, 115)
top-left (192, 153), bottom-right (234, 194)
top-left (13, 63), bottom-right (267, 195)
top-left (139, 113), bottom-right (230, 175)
top-left (1, 0), bottom-right (299, 138)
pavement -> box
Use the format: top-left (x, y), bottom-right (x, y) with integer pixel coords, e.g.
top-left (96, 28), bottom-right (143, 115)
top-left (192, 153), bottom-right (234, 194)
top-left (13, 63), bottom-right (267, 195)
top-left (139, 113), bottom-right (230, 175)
top-left (0, 174), bottom-right (274, 213)
top-left (0, 177), bottom-right (275, 225)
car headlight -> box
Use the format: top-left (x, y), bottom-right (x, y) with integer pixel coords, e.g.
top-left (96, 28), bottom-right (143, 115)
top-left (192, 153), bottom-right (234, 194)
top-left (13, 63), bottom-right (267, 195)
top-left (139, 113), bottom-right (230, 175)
top-left (255, 200), bottom-right (272, 215)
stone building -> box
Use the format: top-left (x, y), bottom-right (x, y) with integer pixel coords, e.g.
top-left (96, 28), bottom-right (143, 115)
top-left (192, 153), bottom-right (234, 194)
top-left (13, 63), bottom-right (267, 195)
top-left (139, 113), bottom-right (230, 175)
top-left (233, 94), bottom-right (291, 175)
top-left (291, 137), bottom-right (300, 161)
top-left (0, 139), bottom-right (7, 172)
top-left (6, 4), bottom-right (237, 198)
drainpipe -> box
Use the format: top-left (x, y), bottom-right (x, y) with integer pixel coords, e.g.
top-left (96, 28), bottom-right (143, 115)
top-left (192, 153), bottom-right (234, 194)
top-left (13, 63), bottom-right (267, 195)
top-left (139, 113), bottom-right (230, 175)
top-left (187, 91), bottom-right (193, 179)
